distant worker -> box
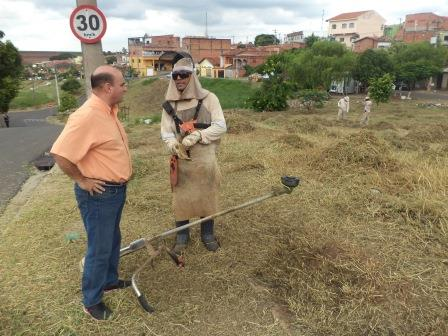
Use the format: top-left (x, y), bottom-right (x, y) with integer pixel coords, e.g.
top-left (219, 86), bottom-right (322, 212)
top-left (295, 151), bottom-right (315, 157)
top-left (337, 96), bottom-right (350, 120)
top-left (161, 56), bottom-right (227, 254)
top-left (360, 96), bottom-right (372, 126)
top-left (1, 113), bottom-right (9, 128)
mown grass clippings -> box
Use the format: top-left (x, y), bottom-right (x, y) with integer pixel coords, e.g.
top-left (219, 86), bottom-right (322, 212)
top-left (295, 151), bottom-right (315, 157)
top-left (1, 93), bottom-right (447, 336)
top-left (313, 130), bottom-right (400, 172)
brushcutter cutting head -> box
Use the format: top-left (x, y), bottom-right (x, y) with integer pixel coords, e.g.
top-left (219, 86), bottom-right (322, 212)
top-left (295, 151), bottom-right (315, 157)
top-left (281, 176), bottom-right (300, 192)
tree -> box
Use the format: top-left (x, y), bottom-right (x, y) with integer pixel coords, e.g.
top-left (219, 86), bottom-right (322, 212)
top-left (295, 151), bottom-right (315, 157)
top-left (391, 42), bottom-right (448, 88)
top-left (254, 34), bottom-right (280, 46)
top-left (288, 41), bottom-right (356, 90)
top-left (58, 92), bottom-right (78, 112)
top-left (353, 49), bottom-right (394, 87)
top-left (106, 55), bottom-right (117, 64)
top-left (248, 52), bottom-right (295, 111)
top-left (61, 78), bottom-right (81, 94)
top-left (368, 73), bottom-right (394, 106)
top-left (304, 33), bottom-right (320, 48)
top-left (297, 89), bottom-right (329, 112)
top-left (0, 31), bottom-right (23, 113)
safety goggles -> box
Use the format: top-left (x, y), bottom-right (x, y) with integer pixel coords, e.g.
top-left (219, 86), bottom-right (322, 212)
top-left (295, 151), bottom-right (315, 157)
top-left (171, 71), bottom-right (192, 80)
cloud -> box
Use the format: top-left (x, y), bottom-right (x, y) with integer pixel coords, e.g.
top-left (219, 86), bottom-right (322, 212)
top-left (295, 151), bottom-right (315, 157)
top-left (2, 0), bottom-right (448, 51)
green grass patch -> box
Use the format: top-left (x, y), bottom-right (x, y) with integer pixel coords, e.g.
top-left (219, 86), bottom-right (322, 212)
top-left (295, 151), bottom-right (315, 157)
top-left (9, 89), bottom-right (52, 109)
top-left (10, 79), bottom-right (84, 110)
top-left (141, 78), bottom-right (158, 86)
top-left (199, 77), bottom-right (259, 109)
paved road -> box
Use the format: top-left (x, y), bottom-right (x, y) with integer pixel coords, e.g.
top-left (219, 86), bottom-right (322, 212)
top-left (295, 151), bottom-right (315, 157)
top-left (410, 90), bottom-right (448, 100)
top-left (0, 107), bottom-right (63, 210)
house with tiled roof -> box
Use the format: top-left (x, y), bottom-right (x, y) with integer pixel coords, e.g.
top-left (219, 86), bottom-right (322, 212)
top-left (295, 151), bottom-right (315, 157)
top-left (284, 31), bottom-right (305, 44)
top-left (327, 10), bottom-right (385, 48)
top-left (395, 12), bottom-right (448, 44)
top-left (352, 36), bottom-right (391, 53)
top-left (198, 57), bottom-right (224, 78)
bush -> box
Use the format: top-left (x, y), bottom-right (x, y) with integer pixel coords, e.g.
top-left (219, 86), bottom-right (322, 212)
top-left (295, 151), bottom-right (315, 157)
top-left (248, 78), bottom-right (291, 111)
top-left (368, 73), bottom-right (394, 106)
top-left (61, 78), bottom-right (81, 94)
top-left (296, 90), bottom-right (329, 112)
top-left (58, 93), bottom-right (78, 112)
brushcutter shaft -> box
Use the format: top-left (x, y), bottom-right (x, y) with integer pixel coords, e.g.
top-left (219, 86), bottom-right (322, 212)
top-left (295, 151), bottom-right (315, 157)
top-left (151, 192), bottom-right (278, 242)
top-left (118, 176), bottom-right (300, 257)
top-left (126, 176), bottom-right (299, 314)
top-left (120, 238), bottom-right (146, 257)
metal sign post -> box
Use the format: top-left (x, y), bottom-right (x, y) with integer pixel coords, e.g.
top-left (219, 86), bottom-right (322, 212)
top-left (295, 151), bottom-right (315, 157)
top-left (70, 0), bottom-right (106, 96)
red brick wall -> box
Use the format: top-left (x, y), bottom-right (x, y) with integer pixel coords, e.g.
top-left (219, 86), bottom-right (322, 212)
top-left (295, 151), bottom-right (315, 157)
top-left (182, 37), bottom-right (231, 62)
top-left (402, 31), bottom-right (436, 43)
top-left (353, 38), bottom-right (378, 53)
top-left (149, 35), bottom-right (180, 48)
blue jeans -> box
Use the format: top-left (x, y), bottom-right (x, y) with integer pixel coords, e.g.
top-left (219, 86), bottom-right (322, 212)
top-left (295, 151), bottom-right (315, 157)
top-left (74, 183), bottom-right (127, 307)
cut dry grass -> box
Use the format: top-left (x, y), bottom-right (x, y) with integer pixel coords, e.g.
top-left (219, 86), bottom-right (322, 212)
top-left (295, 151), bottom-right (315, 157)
top-left (1, 94), bottom-right (447, 335)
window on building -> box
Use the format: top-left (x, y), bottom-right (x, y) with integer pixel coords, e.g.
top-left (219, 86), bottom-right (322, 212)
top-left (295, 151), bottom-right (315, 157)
top-left (339, 37), bottom-right (345, 42)
top-left (342, 23), bottom-right (347, 29)
top-left (332, 24), bottom-right (336, 29)
top-left (444, 35), bottom-right (448, 42)
top-left (349, 23), bottom-right (354, 28)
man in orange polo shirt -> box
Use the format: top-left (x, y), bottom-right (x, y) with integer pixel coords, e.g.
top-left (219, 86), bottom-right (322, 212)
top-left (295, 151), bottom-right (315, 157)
top-left (51, 65), bottom-right (131, 320)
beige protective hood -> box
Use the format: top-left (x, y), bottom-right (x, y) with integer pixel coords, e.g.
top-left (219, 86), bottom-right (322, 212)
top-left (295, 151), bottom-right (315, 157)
top-left (165, 58), bottom-right (209, 101)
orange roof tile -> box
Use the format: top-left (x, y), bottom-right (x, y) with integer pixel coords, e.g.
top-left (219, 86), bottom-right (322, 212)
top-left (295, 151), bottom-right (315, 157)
top-left (199, 57), bottom-right (221, 66)
top-left (327, 10), bottom-right (369, 21)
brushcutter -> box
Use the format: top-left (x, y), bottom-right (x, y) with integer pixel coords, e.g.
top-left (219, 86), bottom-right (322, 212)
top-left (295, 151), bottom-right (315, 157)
top-left (81, 176), bottom-right (300, 313)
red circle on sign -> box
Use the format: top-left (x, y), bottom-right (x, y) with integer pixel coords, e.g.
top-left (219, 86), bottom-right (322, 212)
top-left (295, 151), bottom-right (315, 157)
top-left (69, 5), bottom-right (107, 44)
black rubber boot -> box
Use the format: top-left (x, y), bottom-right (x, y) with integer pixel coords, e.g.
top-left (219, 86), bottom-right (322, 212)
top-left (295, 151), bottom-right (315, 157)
top-left (201, 219), bottom-right (219, 252)
top-left (172, 220), bottom-right (190, 254)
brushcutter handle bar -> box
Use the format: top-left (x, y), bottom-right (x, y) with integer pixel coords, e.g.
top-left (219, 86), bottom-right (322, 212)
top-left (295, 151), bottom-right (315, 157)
top-left (138, 295), bottom-right (155, 313)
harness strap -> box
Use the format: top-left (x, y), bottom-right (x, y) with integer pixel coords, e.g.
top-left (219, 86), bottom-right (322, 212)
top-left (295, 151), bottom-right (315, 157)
top-left (162, 101), bottom-right (182, 133)
top-left (162, 99), bottom-right (207, 134)
top-left (193, 99), bottom-right (203, 120)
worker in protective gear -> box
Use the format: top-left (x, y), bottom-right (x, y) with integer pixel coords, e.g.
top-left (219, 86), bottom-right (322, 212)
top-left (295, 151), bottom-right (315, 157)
top-left (160, 57), bottom-right (227, 253)
top-left (360, 96), bottom-right (372, 126)
top-left (337, 96), bottom-right (350, 120)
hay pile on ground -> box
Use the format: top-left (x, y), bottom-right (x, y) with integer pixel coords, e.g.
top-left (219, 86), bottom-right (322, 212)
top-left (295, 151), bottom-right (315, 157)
top-left (404, 123), bottom-right (448, 143)
top-left (1, 94), bottom-right (447, 335)
top-left (225, 109), bottom-right (256, 134)
top-left (314, 130), bottom-right (400, 172)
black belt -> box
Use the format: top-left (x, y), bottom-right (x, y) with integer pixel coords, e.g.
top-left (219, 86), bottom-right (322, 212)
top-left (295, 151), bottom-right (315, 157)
top-left (102, 180), bottom-right (127, 186)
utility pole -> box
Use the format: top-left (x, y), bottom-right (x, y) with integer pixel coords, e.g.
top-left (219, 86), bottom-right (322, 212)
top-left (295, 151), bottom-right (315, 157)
top-left (54, 67), bottom-right (61, 108)
top-left (321, 9), bottom-right (325, 35)
top-left (76, 0), bottom-right (105, 97)
top-left (205, 12), bottom-right (208, 37)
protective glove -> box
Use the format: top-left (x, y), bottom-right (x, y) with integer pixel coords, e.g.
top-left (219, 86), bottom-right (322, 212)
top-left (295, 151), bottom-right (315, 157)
top-left (181, 130), bottom-right (201, 148)
top-left (167, 141), bottom-right (190, 160)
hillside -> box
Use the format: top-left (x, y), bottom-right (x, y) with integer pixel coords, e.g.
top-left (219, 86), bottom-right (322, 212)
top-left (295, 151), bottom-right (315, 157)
top-left (121, 77), bottom-right (258, 117)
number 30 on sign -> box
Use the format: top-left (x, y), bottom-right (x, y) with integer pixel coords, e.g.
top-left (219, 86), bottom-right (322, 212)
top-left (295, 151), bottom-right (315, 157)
top-left (70, 5), bottom-right (107, 44)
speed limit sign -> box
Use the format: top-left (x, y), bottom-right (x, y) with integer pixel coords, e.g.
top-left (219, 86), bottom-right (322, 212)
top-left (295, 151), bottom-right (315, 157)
top-left (69, 5), bottom-right (107, 44)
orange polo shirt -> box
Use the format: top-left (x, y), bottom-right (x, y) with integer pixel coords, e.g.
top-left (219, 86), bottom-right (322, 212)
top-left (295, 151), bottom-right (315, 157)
top-left (51, 94), bottom-right (132, 182)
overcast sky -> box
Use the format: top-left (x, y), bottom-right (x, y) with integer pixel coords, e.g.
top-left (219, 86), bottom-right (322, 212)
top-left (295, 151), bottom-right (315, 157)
top-left (1, 0), bottom-right (448, 52)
